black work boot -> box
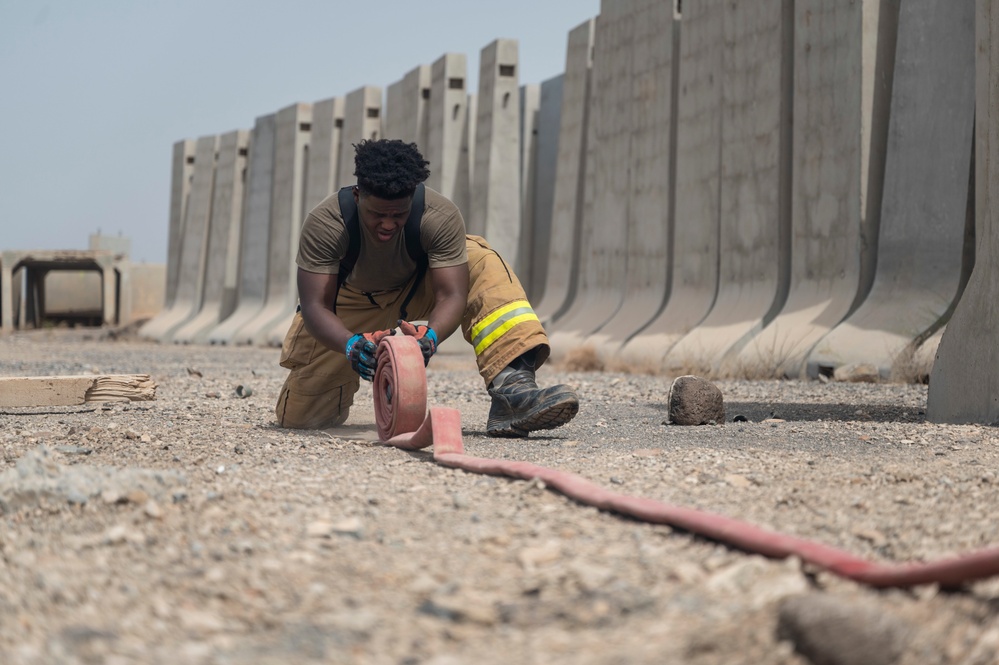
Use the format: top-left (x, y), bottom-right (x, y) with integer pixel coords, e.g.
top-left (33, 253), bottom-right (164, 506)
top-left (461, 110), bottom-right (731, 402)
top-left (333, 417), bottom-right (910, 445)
top-left (486, 353), bottom-right (579, 437)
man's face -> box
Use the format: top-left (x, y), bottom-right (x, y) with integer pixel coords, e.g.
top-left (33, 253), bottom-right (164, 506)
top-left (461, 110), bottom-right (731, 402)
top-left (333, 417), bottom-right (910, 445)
top-left (354, 188), bottom-right (412, 243)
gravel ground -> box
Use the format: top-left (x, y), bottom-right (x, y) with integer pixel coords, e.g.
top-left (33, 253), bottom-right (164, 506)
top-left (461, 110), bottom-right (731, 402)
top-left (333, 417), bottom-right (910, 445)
top-left (2, 327), bottom-right (999, 665)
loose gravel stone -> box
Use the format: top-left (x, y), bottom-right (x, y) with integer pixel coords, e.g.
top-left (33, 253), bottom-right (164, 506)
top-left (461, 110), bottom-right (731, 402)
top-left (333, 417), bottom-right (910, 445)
top-left (0, 328), bottom-right (997, 664)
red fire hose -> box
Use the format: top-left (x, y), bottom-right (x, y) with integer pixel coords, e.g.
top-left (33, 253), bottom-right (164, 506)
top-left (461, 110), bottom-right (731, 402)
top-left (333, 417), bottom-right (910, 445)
top-left (374, 336), bottom-right (999, 589)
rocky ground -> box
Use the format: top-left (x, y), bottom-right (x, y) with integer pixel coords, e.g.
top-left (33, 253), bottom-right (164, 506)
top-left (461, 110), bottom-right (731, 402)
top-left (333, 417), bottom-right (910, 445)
top-left (1, 327), bottom-right (999, 665)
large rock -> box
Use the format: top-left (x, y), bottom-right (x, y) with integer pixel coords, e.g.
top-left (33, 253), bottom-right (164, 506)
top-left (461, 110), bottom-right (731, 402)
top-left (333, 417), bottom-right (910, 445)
top-left (666, 375), bottom-right (725, 425)
top-left (776, 594), bottom-right (913, 665)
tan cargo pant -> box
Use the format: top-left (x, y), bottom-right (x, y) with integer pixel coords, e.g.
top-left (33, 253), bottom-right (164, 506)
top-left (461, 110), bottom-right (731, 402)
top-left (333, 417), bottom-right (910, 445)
top-left (275, 235), bottom-right (551, 429)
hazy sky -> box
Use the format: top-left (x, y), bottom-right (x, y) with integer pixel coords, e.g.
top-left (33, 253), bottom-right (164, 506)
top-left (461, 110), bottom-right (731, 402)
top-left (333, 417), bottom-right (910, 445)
top-left (0, 1), bottom-right (600, 264)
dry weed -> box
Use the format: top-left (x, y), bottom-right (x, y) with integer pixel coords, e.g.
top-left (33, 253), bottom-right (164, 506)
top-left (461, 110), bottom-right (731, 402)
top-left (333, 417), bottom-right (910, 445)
top-left (559, 346), bottom-right (605, 372)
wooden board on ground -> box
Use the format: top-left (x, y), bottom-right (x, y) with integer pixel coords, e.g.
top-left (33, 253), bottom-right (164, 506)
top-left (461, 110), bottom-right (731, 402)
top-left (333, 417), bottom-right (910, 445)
top-left (0, 374), bottom-right (157, 407)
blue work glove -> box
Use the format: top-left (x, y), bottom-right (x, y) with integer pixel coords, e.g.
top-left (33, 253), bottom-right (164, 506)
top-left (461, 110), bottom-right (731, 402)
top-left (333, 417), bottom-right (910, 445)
top-left (398, 320), bottom-right (438, 366)
top-left (345, 329), bottom-right (392, 381)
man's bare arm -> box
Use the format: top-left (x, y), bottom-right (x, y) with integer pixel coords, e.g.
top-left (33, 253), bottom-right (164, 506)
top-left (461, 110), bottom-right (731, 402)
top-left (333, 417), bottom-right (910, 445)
top-left (424, 263), bottom-right (469, 342)
top-left (297, 268), bottom-right (354, 354)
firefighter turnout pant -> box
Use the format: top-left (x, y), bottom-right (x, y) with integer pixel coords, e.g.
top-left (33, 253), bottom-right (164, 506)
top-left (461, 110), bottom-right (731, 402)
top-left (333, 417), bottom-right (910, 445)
top-left (275, 235), bottom-right (550, 429)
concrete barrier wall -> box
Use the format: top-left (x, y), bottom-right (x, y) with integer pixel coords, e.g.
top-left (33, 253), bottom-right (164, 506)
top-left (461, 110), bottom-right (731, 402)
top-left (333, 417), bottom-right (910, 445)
top-left (470, 39), bottom-right (521, 264)
top-left (146, 5), bottom-right (988, 400)
top-left (139, 134), bottom-right (219, 341)
top-left (809, 0), bottom-right (975, 378)
top-left (548, 1), bottom-right (640, 357)
top-left (927, 0), bottom-right (999, 424)
top-left (524, 74), bottom-right (563, 302)
top-left (731, 0), bottom-right (893, 378)
top-left (336, 87), bottom-right (381, 190)
top-left (207, 114), bottom-right (276, 345)
top-left (519, 82), bottom-right (540, 290)
top-left (617, 0), bottom-right (723, 366)
top-left (584, 0), bottom-right (678, 359)
top-left (305, 97), bottom-right (345, 212)
top-left (425, 54), bottom-right (468, 212)
top-left (239, 102), bottom-right (312, 347)
top-left (163, 139), bottom-right (195, 311)
top-left (385, 65), bottom-right (431, 149)
top-left (172, 129), bottom-right (250, 344)
top-left (664, 0), bottom-right (789, 375)
top-left (534, 19), bottom-right (595, 323)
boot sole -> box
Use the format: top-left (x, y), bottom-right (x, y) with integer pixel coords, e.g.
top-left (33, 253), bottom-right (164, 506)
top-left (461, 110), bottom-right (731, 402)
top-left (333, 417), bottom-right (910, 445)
top-left (487, 393), bottom-right (579, 438)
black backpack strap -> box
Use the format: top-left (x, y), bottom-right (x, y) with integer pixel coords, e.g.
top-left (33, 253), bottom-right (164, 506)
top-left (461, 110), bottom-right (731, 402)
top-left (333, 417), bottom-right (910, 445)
top-left (334, 184), bottom-right (428, 319)
top-left (336, 186), bottom-right (360, 290)
top-left (399, 183), bottom-right (428, 320)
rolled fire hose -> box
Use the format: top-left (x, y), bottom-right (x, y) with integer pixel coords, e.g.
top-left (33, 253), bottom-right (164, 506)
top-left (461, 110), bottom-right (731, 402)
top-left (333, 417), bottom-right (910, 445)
top-left (373, 335), bottom-right (999, 589)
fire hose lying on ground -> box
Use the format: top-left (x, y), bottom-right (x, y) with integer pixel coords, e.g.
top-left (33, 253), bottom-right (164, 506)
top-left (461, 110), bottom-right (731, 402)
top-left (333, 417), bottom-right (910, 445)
top-left (373, 335), bottom-right (999, 590)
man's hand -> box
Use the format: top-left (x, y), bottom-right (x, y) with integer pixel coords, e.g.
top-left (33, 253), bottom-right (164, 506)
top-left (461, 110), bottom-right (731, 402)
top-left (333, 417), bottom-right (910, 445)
top-left (345, 329), bottom-right (392, 380)
top-left (398, 320), bottom-right (438, 366)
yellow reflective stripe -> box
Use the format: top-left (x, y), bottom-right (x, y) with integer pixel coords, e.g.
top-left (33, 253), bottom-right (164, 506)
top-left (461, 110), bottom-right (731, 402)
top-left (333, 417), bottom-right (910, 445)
top-left (470, 300), bottom-right (532, 339)
top-left (473, 310), bottom-right (540, 355)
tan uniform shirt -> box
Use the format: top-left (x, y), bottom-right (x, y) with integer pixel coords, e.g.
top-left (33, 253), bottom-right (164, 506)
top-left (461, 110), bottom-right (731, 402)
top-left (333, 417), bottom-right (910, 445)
top-left (296, 186), bottom-right (468, 293)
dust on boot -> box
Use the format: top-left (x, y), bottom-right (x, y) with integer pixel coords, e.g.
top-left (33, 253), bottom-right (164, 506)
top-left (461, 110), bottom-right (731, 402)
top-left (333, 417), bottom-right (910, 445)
top-left (486, 350), bottom-right (579, 437)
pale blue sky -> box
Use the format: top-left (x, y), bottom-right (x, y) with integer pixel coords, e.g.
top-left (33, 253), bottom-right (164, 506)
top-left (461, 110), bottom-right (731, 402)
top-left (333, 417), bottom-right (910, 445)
top-left (0, 1), bottom-right (599, 263)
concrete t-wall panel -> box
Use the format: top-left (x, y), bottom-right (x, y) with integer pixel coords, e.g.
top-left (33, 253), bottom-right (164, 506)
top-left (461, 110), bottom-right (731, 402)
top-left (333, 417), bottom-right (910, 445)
top-left (164, 139), bottom-right (195, 308)
top-left (927, 0), bottom-right (999, 424)
top-left (618, 0), bottom-right (723, 366)
top-left (809, 0), bottom-right (974, 377)
top-left (470, 39), bottom-right (522, 264)
top-left (732, 0), bottom-right (889, 378)
top-left (385, 64), bottom-right (431, 149)
top-left (519, 82), bottom-right (540, 290)
top-left (172, 129), bottom-right (250, 344)
top-left (229, 103), bottom-right (312, 346)
top-left (426, 54), bottom-right (469, 210)
top-left (305, 97), bottom-right (345, 212)
top-left (548, 2), bottom-right (637, 356)
top-left (586, 0), bottom-right (677, 360)
top-left (534, 19), bottom-right (595, 322)
top-left (526, 75), bottom-right (564, 303)
top-left (207, 114), bottom-right (276, 345)
top-left (139, 139), bottom-right (193, 338)
top-left (458, 93), bottom-right (475, 218)
top-left (139, 134), bottom-right (218, 342)
top-left (336, 87), bottom-right (382, 189)
top-left (664, 0), bottom-right (789, 375)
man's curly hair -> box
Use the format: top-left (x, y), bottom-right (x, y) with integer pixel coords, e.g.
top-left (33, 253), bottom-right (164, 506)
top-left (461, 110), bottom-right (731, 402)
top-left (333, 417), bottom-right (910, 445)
top-left (353, 139), bottom-right (431, 199)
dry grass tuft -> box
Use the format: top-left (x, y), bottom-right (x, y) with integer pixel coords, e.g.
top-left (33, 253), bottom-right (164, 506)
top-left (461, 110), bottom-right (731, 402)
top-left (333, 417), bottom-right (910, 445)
top-left (890, 343), bottom-right (932, 385)
top-left (560, 345), bottom-right (605, 372)
top-left (605, 357), bottom-right (663, 376)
